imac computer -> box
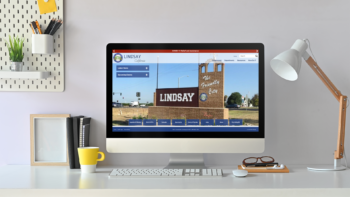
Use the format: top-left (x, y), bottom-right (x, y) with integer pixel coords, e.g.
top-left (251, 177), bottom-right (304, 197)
top-left (107, 43), bottom-right (264, 168)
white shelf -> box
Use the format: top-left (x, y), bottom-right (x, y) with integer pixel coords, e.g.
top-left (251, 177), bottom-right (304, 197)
top-left (0, 71), bottom-right (50, 79)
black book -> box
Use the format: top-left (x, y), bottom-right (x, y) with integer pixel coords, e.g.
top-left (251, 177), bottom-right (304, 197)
top-left (66, 118), bottom-right (75, 169)
top-left (72, 116), bottom-right (84, 169)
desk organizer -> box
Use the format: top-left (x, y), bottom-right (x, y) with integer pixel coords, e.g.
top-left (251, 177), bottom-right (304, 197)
top-left (0, 0), bottom-right (64, 92)
top-left (32, 35), bottom-right (54, 54)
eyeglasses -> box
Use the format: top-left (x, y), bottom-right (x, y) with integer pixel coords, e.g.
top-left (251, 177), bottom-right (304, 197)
top-left (242, 156), bottom-right (275, 165)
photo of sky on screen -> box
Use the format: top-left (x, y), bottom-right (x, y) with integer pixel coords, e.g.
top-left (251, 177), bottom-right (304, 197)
top-left (112, 51), bottom-right (259, 131)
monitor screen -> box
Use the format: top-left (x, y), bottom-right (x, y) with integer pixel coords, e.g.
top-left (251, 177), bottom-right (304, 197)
top-left (107, 44), bottom-right (264, 138)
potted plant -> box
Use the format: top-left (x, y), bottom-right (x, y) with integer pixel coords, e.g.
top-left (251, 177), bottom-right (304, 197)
top-left (4, 35), bottom-right (25, 71)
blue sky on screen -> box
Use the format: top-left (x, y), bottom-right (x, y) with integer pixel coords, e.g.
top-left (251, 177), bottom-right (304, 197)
top-left (112, 56), bottom-right (258, 103)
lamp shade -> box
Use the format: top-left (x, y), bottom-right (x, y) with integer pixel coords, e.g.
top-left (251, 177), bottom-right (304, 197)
top-left (270, 39), bottom-right (309, 81)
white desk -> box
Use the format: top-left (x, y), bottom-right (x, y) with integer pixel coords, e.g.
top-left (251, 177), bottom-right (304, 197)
top-left (1, 165), bottom-right (349, 197)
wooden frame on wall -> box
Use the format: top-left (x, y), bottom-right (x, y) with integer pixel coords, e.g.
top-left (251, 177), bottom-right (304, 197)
top-left (30, 114), bottom-right (70, 166)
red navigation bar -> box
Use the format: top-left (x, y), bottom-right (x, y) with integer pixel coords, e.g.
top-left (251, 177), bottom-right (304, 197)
top-left (112, 49), bottom-right (258, 53)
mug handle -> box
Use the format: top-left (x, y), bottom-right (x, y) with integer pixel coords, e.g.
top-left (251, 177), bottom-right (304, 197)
top-left (97, 152), bottom-right (105, 161)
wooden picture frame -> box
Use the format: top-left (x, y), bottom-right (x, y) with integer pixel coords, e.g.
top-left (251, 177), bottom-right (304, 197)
top-left (30, 114), bottom-right (70, 166)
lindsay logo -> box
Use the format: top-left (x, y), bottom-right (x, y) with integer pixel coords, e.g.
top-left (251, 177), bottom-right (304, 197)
top-left (123, 55), bottom-right (141, 59)
top-left (123, 54), bottom-right (145, 62)
top-left (160, 93), bottom-right (195, 102)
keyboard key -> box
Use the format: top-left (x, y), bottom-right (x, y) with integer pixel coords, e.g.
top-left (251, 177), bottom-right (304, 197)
top-left (207, 169), bottom-right (213, 176)
top-left (217, 169), bottom-right (222, 176)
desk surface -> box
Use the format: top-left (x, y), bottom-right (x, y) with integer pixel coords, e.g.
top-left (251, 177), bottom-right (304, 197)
top-left (1, 165), bottom-right (350, 190)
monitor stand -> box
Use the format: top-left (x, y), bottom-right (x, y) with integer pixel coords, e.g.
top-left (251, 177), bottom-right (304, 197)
top-left (164, 153), bottom-right (207, 169)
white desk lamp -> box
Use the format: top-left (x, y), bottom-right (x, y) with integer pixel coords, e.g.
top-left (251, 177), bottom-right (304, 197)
top-left (270, 39), bottom-right (348, 171)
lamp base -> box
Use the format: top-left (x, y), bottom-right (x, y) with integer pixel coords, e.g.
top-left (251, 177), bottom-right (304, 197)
top-left (307, 159), bottom-right (347, 171)
top-left (307, 166), bottom-right (347, 171)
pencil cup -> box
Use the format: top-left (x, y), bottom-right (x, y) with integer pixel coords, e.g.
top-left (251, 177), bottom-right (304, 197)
top-left (32, 34), bottom-right (54, 54)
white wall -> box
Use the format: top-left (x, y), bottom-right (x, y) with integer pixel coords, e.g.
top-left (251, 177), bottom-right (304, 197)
top-left (1, 0), bottom-right (350, 166)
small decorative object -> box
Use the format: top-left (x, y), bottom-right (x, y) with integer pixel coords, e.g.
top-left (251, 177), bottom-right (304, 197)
top-left (30, 114), bottom-right (70, 166)
top-left (4, 35), bottom-right (25, 71)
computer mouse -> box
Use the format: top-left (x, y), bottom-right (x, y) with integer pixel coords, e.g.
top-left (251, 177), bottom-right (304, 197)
top-left (232, 170), bottom-right (248, 177)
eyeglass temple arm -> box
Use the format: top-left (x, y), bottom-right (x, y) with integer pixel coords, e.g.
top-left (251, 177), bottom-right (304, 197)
top-left (304, 55), bottom-right (347, 160)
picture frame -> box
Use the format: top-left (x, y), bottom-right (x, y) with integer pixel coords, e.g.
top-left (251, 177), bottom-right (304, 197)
top-left (30, 114), bottom-right (70, 166)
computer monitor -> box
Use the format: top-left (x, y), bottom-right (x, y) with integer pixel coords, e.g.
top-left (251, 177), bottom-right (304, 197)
top-left (107, 43), bottom-right (264, 168)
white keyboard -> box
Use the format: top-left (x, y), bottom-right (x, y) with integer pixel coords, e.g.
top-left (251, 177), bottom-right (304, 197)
top-left (109, 168), bottom-right (223, 178)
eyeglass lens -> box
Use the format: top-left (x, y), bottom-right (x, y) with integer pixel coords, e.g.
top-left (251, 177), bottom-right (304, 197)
top-left (244, 158), bottom-right (258, 164)
top-left (260, 156), bottom-right (274, 162)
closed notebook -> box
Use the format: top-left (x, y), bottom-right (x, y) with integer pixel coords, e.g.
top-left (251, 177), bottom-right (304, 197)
top-left (81, 124), bottom-right (90, 147)
top-left (66, 118), bottom-right (75, 169)
top-left (72, 116), bottom-right (84, 169)
top-left (79, 117), bottom-right (91, 147)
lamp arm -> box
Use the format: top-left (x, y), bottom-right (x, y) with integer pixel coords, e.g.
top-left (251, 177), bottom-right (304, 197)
top-left (305, 56), bottom-right (342, 101)
top-left (304, 55), bottom-right (347, 160)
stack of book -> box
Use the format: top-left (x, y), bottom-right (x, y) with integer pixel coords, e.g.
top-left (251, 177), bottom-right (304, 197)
top-left (66, 116), bottom-right (91, 169)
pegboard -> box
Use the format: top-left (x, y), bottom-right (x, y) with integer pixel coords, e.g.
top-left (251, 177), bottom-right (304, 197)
top-left (0, 0), bottom-right (64, 92)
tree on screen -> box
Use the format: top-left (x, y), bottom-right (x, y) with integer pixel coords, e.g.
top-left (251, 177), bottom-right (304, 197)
top-left (251, 94), bottom-right (259, 107)
top-left (227, 92), bottom-right (242, 105)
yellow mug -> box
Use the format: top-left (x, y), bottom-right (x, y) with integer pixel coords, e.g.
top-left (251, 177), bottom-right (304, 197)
top-left (78, 147), bottom-right (105, 173)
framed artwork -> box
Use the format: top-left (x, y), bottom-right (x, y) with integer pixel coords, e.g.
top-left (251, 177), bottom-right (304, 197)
top-left (30, 114), bottom-right (70, 166)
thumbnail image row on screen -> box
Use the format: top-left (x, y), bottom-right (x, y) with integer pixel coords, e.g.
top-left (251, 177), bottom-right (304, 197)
top-left (127, 119), bottom-right (243, 126)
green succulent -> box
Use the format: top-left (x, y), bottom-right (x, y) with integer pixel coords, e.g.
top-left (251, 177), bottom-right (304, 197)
top-left (4, 35), bottom-right (25, 62)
